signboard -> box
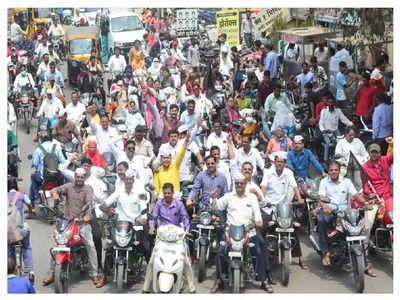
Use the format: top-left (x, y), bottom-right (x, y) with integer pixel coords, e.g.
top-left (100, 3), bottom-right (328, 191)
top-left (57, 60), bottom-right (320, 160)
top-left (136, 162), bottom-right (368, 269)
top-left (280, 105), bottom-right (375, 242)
top-left (216, 9), bottom-right (240, 48)
top-left (175, 9), bottom-right (198, 38)
top-left (255, 8), bottom-right (291, 35)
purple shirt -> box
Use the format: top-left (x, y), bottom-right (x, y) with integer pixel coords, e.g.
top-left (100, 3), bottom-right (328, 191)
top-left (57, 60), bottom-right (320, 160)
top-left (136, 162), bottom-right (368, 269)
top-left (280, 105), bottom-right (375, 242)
top-left (188, 170), bottom-right (228, 205)
top-left (149, 198), bottom-right (190, 231)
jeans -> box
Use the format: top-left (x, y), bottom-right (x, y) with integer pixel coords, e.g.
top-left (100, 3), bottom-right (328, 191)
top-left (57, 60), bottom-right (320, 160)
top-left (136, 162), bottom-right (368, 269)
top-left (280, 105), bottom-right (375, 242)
top-left (215, 233), bottom-right (267, 282)
top-left (48, 223), bottom-right (99, 277)
top-left (322, 130), bottom-right (340, 162)
top-left (317, 210), bottom-right (335, 255)
top-left (8, 230), bottom-right (34, 272)
top-left (29, 171), bottom-right (64, 208)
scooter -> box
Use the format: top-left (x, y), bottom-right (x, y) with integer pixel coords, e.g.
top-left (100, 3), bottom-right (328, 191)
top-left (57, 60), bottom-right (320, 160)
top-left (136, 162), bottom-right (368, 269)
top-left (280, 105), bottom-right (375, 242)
top-left (50, 202), bottom-right (90, 293)
top-left (152, 224), bottom-right (187, 293)
top-left (308, 199), bottom-right (367, 293)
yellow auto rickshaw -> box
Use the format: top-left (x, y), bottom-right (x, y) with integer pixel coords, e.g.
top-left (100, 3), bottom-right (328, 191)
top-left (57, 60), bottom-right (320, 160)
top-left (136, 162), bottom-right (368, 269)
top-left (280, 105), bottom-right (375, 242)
top-left (65, 26), bottom-right (101, 85)
top-left (30, 8), bottom-right (54, 27)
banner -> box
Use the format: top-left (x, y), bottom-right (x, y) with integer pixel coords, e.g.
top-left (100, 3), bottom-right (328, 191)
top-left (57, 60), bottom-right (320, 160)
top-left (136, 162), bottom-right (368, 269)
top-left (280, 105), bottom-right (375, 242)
top-left (216, 9), bottom-right (240, 48)
top-left (175, 9), bottom-right (198, 38)
top-left (255, 8), bottom-right (291, 35)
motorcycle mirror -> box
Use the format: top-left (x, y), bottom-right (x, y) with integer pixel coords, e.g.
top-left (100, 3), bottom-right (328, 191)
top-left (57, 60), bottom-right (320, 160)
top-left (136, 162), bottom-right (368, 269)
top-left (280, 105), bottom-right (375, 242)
top-left (27, 154), bottom-right (32, 160)
top-left (334, 154), bottom-right (341, 160)
top-left (320, 197), bottom-right (331, 204)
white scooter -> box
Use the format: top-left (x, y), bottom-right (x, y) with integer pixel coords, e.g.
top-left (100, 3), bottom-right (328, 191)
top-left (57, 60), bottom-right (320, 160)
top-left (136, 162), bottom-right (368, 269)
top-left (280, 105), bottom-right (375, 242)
top-left (152, 225), bottom-right (187, 293)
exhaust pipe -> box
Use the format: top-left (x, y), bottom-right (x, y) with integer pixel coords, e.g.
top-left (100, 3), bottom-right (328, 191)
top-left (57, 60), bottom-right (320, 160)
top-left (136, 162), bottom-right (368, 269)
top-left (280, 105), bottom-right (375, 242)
top-left (309, 232), bottom-right (321, 252)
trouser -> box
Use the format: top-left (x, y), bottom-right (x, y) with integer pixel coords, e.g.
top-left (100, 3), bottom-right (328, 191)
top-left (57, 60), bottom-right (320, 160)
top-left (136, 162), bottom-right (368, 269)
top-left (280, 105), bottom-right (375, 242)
top-left (363, 203), bottom-right (379, 256)
top-left (142, 238), bottom-right (196, 292)
top-left (322, 130), bottom-right (340, 162)
top-left (8, 230), bottom-right (34, 272)
top-left (153, 137), bottom-right (163, 157)
top-left (101, 35), bottom-right (108, 64)
top-left (317, 210), bottom-right (335, 255)
top-left (48, 223), bottom-right (99, 277)
top-left (244, 33), bottom-right (253, 49)
top-left (215, 233), bottom-right (267, 282)
top-left (29, 171), bottom-right (64, 208)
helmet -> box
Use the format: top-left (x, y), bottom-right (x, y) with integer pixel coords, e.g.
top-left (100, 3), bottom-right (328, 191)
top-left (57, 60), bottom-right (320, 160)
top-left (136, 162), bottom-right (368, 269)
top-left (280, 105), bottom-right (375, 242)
top-left (11, 53), bottom-right (18, 58)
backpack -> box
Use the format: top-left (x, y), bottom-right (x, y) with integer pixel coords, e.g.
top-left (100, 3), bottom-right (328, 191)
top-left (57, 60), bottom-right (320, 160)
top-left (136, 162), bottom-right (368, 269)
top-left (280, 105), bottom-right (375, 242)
top-left (39, 144), bottom-right (59, 183)
top-left (8, 192), bottom-right (25, 244)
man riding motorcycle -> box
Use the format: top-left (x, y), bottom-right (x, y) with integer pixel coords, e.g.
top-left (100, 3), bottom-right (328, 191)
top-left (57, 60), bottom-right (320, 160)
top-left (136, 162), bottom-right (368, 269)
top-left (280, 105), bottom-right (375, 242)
top-left (13, 65), bottom-right (35, 93)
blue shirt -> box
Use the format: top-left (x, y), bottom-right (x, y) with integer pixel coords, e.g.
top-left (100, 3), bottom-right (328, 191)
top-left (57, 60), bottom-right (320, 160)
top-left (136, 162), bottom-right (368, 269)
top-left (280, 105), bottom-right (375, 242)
top-left (8, 275), bottom-right (36, 293)
top-left (149, 198), bottom-right (190, 231)
top-left (286, 148), bottom-right (325, 179)
top-left (17, 40), bottom-right (35, 53)
top-left (179, 110), bottom-right (199, 131)
top-left (373, 103), bottom-right (393, 139)
top-left (264, 51), bottom-right (280, 79)
top-left (44, 70), bottom-right (64, 86)
top-left (336, 71), bottom-right (347, 101)
top-left (32, 141), bottom-right (66, 175)
top-left (189, 170), bottom-right (228, 205)
top-left (296, 72), bottom-right (315, 97)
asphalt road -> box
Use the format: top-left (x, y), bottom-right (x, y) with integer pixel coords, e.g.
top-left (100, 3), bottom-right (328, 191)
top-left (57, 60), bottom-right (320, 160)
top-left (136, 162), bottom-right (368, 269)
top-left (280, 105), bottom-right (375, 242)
top-left (15, 25), bottom-right (393, 294)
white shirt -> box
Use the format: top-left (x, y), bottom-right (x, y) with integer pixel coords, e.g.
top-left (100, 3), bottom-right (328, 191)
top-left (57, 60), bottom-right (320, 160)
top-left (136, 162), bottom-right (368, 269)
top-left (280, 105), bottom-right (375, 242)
top-left (88, 116), bottom-right (122, 154)
top-left (155, 141), bottom-right (180, 165)
top-left (13, 73), bottom-right (35, 92)
top-left (212, 191), bottom-right (262, 227)
top-left (105, 187), bottom-right (148, 223)
top-left (334, 137), bottom-right (369, 166)
top-left (260, 166), bottom-right (297, 213)
top-left (180, 142), bottom-right (200, 182)
top-left (11, 23), bottom-right (24, 42)
top-left (36, 61), bottom-right (50, 78)
top-left (108, 54), bottom-right (127, 74)
top-left (319, 176), bottom-right (357, 212)
top-left (314, 47), bottom-right (328, 62)
top-left (319, 107), bottom-right (353, 132)
top-left (86, 176), bottom-right (108, 203)
top-left (35, 43), bottom-right (49, 60)
top-left (65, 102), bottom-right (86, 126)
top-left (48, 24), bottom-right (65, 37)
top-left (234, 147), bottom-right (264, 176)
top-left (206, 131), bottom-right (229, 160)
top-left (37, 96), bottom-right (64, 119)
top-left (189, 94), bottom-right (213, 116)
top-left (188, 45), bottom-right (200, 67)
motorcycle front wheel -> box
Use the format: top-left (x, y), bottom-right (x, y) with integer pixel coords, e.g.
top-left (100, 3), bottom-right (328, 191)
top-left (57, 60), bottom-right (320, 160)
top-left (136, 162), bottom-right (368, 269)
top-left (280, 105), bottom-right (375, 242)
top-left (281, 248), bottom-right (290, 287)
top-left (116, 263), bottom-right (124, 293)
top-left (24, 109), bottom-right (30, 134)
top-left (351, 252), bottom-right (365, 293)
top-left (233, 268), bottom-right (241, 293)
top-left (54, 261), bottom-right (69, 293)
top-left (197, 245), bottom-right (207, 283)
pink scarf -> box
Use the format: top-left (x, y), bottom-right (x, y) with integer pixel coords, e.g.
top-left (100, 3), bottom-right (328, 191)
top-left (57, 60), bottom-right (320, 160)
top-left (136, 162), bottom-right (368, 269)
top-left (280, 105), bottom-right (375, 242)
top-left (226, 106), bottom-right (239, 123)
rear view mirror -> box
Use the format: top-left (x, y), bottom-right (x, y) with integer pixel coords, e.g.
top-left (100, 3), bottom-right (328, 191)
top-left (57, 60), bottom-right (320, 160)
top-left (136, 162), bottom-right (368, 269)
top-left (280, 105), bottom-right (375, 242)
top-left (320, 197), bottom-right (330, 204)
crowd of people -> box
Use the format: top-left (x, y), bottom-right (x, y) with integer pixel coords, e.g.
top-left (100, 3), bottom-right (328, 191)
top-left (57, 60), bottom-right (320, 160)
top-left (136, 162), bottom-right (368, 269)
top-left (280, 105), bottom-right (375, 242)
top-left (7, 8), bottom-right (393, 294)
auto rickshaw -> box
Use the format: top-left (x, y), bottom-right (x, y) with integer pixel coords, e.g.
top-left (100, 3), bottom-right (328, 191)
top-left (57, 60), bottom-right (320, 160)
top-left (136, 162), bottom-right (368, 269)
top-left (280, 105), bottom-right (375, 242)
top-left (30, 8), bottom-right (54, 28)
top-left (65, 26), bottom-right (101, 85)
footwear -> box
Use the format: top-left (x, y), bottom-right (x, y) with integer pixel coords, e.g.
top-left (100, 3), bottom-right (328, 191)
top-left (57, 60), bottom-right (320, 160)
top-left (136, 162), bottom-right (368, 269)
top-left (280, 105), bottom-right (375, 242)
top-left (95, 274), bottom-right (106, 288)
top-left (261, 281), bottom-right (274, 293)
top-left (365, 266), bottom-right (377, 278)
top-left (267, 274), bottom-right (276, 285)
top-left (91, 275), bottom-right (99, 284)
top-left (190, 290), bottom-right (196, 294)
top-left (42, 274), bottom-right (54, 286)
top-left (210, 279), bottom-right (224, 293)
top-left (299, 258), bottom-right (309, 270)
top-left (141, 290), bottom-right (151, 294)
top-left (322, 255), bottom-right (331, 267)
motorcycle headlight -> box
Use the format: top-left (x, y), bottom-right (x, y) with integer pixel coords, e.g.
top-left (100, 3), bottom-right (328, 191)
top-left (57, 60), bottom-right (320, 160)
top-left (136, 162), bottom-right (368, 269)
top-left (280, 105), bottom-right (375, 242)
top-left (55, 229), bottom-right (71, 245)
top-left (278, 217), bottom-right (292, 229)
top-left (115, 232), bottom-right (130, 247)
top-left (200, 212), bottom-right (212, 225)
top-left (342, 218), bottom-right (364, 236)
top-left (231, 240), bottom-right (243, 252)
top-left (22, 96), bottom-right (29, 104)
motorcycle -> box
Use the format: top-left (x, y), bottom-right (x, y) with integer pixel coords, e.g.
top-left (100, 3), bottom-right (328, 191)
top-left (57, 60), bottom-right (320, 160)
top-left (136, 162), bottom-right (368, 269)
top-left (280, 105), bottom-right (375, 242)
top-left (211, 81), bottom-right (227, 116)
top-left (152, 224), bottom-right (187, 293)
top-left (190, 204), bottom-right (223, 282)
top-left (50, 202), bottom-right (90, 293)
top-left (224, 223), bottom-right (257, 293)
top-left (263, 201), bottom-right (301, 287)
top-left (18, 50), bottom-right (35, 74)
top-left (15, 84), bottom-right (36, 134)
top-left (308, 199), bottom-right (367, 293)
top-left (49, 36), bottom-right (65, 61)
top-left (100, 207), bottom-right (149, 293)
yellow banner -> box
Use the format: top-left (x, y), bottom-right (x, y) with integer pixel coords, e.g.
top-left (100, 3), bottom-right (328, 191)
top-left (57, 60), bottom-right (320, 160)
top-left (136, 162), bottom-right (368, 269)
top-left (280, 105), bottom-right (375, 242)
top-left (255, 8), bottom-right (291, 35)
top-left (216, 9), bottom-right (240, 48)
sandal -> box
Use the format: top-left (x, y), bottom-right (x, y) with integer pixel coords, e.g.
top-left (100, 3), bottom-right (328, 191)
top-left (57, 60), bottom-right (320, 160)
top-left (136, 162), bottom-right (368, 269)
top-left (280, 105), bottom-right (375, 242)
top-left (299, 259), bottom-right (309, 270)
top-left (322, 255), bottom-right (331, 267)
top-left (365, 267), bottom-right (377, 277)
top-left (261, 281), bottom-right (274, 293)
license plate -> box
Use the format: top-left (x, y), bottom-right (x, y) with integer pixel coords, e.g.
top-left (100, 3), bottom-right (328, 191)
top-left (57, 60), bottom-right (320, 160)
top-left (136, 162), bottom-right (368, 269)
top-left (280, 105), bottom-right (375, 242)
top-left (346, 236), bottom-right (366, 242)
top-left (197, 224), bottom-right (214, 229)
top-left (228, 251), bottom-right (242, 258)
top-left (133, 225), bottom-right (143, 230)
top-left (45, 191), bottom-right (52, 198)
top-left (52, 247), bottom-right (70, 252)
top-left (276, 228), bottom-right (294, 232)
